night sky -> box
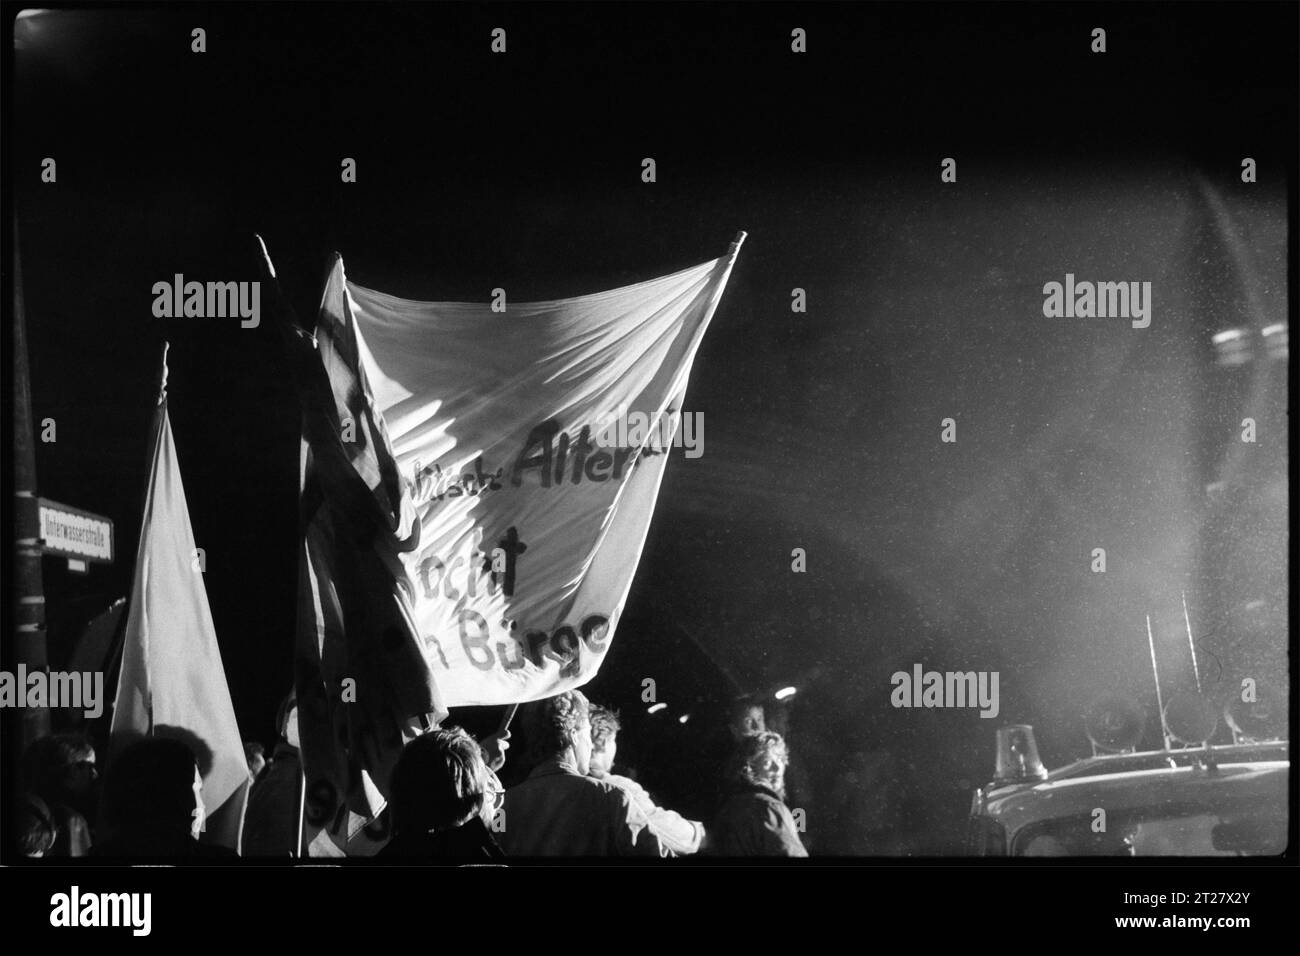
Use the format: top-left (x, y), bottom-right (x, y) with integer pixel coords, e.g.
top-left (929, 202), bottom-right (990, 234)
top-left (8, 3), bottom-right (1295, 854)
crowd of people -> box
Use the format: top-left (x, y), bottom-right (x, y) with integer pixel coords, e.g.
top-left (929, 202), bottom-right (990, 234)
top-left (15, 691), bottom-right (809, 861)
top-left (18, 732), bottom-right (234, 859)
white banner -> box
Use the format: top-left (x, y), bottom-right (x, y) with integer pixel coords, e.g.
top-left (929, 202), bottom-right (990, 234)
top-left (325, 238), bottom-right (743, 705)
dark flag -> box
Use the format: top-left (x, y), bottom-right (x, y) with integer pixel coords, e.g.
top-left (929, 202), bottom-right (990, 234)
top-left (256, 238), bottom-right (446, 852)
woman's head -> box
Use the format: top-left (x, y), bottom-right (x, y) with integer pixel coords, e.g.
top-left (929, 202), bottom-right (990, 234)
top-left (389, 728), bottom-right (490, 835)
top-left (588, 703), bottom-right (621, 775)
top-left (731, 730), bottom-right (789, 797)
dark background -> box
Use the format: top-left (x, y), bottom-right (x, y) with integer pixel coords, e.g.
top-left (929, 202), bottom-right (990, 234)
top-left (6, 2), bottom-right (1295, 854)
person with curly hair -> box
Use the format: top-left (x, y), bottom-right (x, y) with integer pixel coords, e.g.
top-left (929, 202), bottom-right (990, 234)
top-left (498, 690), bottom-right (672, 857)
top-left (710, 730), bottom-right (808, 857)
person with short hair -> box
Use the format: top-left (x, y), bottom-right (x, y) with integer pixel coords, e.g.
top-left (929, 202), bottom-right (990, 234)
top-left (729, 700), bottom-right (767, 740)
top-left (587, 703), bottom-right (706, 855)
top-left (380, 727), bottom-right (504, 862)
top-left (711, 731), bottom-right (808, 857)
top-left (499, 691), bottom-right (673, 857)
top-left (92, 737), bottom-right (236, 858)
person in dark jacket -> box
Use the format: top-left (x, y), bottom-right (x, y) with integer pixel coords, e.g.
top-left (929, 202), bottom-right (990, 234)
top-left (91, 737), bottom-right (236, 859)
top-left (378, 727), bottom-right (504, 863)
top-left (243, 692), bottom-right (311, 857)
top-left (711, 730), bottom-right (808, 857)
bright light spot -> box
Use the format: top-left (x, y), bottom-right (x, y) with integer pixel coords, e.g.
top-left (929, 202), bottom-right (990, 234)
top-left (774, 686), bottom-right (797, 700)
top-left (1262, 323), bottom-right (1288, 360)
top-left (14, 8), bottom-right (54, 50)
top-left (647, 702), bottom-right (667, 715)
top-left (1212, 328), bottom-right (1253, 366)
top-left (678, 714), bottom-right (690, 724)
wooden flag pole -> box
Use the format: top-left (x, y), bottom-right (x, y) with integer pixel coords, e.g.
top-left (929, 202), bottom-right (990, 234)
top-left (296, 763), bottom-right (307, 858)
top-left (497, 703), bottom-right (519, 736)
top-left (477, 703), bottom-right (519, 775)
top-left (254, 233), bottom-right (309, 334)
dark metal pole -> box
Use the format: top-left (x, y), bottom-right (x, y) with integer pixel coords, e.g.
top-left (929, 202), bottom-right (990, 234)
top-left (13, 217), bottom-right (50, 744)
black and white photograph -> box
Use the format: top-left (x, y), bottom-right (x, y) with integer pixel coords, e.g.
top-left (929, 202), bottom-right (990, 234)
top-left (3, 0), bottom-right (1296, 935)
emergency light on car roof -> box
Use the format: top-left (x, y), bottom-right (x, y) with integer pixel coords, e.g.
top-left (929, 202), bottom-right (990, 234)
top-left (994, 725), bottom-right (1048, 786)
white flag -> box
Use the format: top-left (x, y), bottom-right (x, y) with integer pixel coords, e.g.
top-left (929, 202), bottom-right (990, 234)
top-left (327, 238), bottom-right (743, 705)
top-left (111, 400), bottom-right (250, 849)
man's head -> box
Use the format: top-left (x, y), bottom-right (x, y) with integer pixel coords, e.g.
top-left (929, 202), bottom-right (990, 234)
top-left (101, 737), bottom-right (205, 839)
top-left (588, 704), bottom-right (621, 776)
top-left (729, 700), bottom-right (766, 740)
top-left (522, 690), bottom-right (593, 773)
top-left (731, 730), bottom-right (789, 799)
top-left (389, 728), bottom-right (490, 835)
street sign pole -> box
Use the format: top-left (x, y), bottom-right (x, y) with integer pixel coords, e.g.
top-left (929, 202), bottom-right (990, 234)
top-left (13, 218), bottom-right (50, 745)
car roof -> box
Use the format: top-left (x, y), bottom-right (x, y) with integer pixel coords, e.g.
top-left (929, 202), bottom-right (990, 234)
top-left (978, 741), bottom-right (1290, 837)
